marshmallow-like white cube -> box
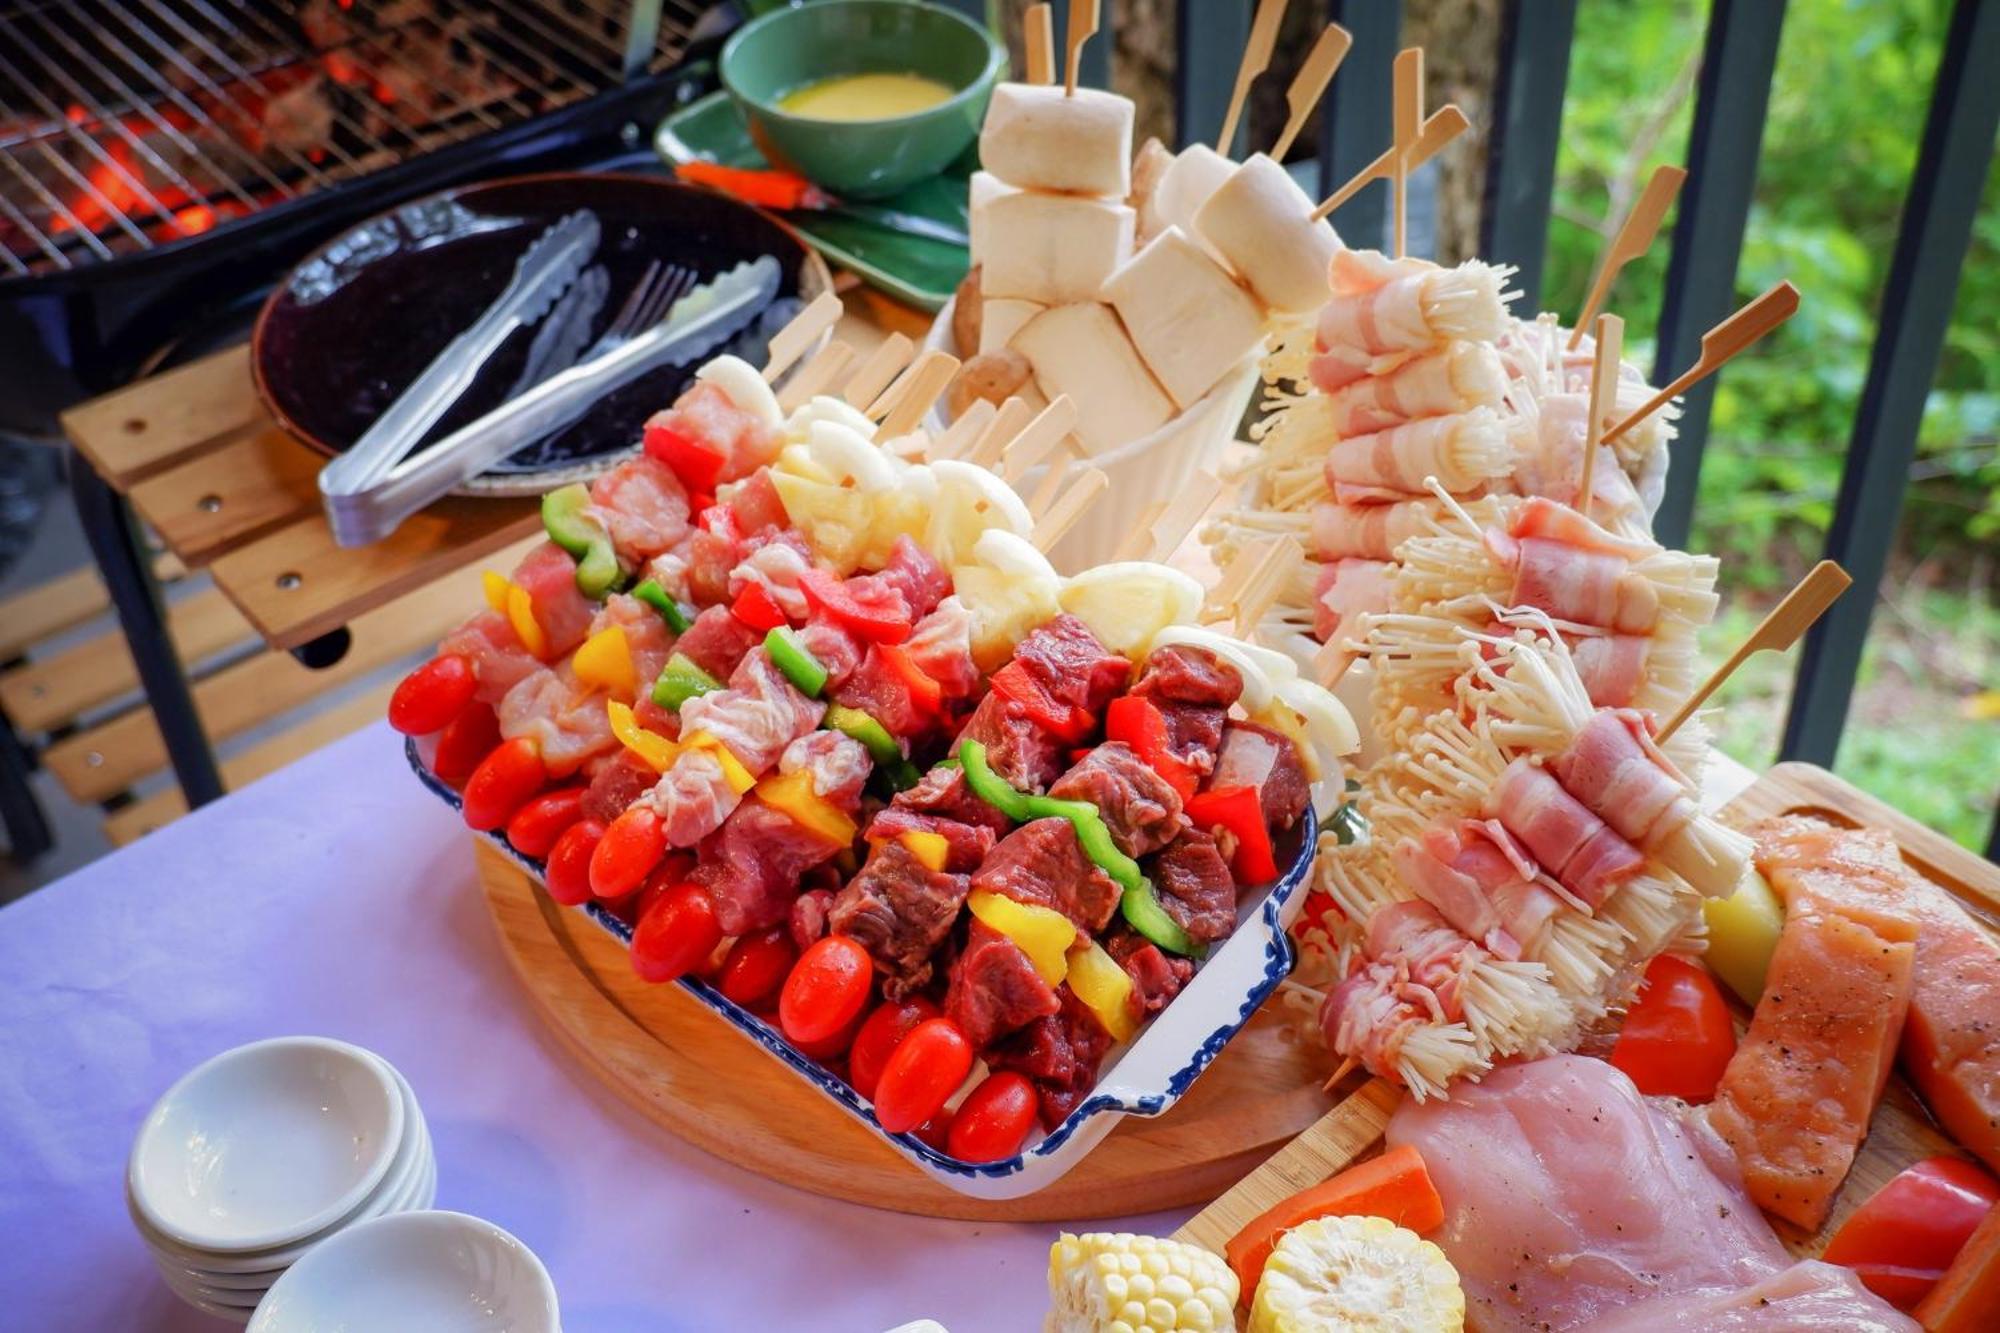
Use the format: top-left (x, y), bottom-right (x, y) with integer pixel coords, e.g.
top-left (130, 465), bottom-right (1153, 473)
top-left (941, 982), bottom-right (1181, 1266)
top-left (978, 83), bottom-right (1133, 197)
top-left (1145, 144), bottom-right (1236, 248)
top-left (980, 297), bottom-right (1046, 354)
top-left (1014, 302), bottom-right (1175, 454)
top-left (1102, 227), bottom-right (1265, 409)
top-left (980, 192), bottom-right (1135, 305)
top-left (1193, 153), bottom-right (1340, 314)
top-left (968, 170), bottom-right (1014, 257)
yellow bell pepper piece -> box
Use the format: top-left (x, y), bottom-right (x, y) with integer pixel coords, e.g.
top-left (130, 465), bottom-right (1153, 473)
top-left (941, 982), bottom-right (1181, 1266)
top-left (898, 829), bottom-right (950, 872)
top-left (684, 731), bottom-right (756, 795)
top-left (482, 569), bottom-right (511, 613)
top-left (754, 769), bottom-right (859, 847)
top-left (967, 890), bottom-right (1076, 989)
top-left (1066, 938), bottom-right (1138, 1041)
top-left (607, 701), bottom-right (679, 773)
top-left (573, 627), bottom-right (638, 700)
top-left (505, 583), bottom-right (548, 659)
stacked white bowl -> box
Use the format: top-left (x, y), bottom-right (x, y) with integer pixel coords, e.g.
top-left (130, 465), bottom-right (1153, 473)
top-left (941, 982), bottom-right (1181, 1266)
top-left (126, 1036), bottom-right (437, 1324)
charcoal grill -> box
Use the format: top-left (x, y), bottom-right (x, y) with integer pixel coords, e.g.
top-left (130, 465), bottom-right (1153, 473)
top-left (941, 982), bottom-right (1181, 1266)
top-left (0, 0), bottom-right (724, 440)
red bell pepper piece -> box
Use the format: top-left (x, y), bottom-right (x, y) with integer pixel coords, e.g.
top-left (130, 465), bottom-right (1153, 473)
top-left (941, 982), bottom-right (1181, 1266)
top-left (1184, 785), bottom-right (1278, 883)
top-left (798, 568), bottom-right (913, 645)
top-left (1104, 695), bottom-right (1196, 800)
top-left (877, 644), bottom-right (943, 716)
top-left (642, 414), bottom-right (725, 494)
top-left (988, 660), bottom-right (1094, 744)
top-left (1824, 1156), bottom-right (2000, 1309)
top-left (1608, 954), bottom-right (1738, 1103)
top-left (730, 579), bottom-right (788, 632)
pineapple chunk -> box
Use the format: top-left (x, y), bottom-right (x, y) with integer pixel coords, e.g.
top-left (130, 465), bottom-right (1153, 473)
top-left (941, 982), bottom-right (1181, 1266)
top-left (956, 564), bottom-right (1061, 673)
top-left (1058, 561), bottom-right (1204, 658)
top-left (1048, 1232), bottom-right (1240, 1333)
top-left (769, 471), bottom-right (871, 573)
top-left (1701, 868), bottom-right (1784, 1003)
top-left (1247, 1215), bottom-right (1463, 1333)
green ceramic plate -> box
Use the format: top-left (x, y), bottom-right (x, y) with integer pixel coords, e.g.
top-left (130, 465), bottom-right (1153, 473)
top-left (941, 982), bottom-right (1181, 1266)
top-left (656, 90), bottom-right (972, 312)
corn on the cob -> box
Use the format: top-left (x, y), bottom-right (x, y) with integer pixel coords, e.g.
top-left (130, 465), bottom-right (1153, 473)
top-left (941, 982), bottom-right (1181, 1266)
top-left (1046, 1232), bottom-right (1240, 1333)
top-left (1247, 1215), bottom-right (1463, 1332)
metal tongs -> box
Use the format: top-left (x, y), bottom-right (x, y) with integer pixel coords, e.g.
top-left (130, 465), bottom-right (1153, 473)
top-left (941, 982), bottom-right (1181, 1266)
top-left (320, 251), bottom-right (782, 547)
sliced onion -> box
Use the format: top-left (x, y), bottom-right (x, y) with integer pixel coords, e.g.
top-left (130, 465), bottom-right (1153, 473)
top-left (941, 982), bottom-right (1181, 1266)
top-left (695, 355), bottom-right (782, 429)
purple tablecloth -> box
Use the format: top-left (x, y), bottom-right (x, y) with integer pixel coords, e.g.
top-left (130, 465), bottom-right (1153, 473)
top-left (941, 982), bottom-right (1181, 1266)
top-left (0, 722), bottom-right (1188, 1331)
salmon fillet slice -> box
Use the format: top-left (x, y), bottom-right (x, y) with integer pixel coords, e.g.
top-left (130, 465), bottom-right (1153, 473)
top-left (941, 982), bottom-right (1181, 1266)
top-left (1754, 815), bottom-right (2000, 1174)
top-left (1708, 900), bottom-right (1916, 1230)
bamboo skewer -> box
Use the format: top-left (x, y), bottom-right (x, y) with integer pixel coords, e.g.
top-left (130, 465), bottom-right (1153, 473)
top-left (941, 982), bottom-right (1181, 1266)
top-left (1024, 2), bottom-right (1054, 85)
top-left (994, 397), bottom-right (1079, 480)
top-left (1113, 500), bottom-right (1170, 561)
top-left (1568, 165), bottom-right (1686, 351)
top-left (1144, 472), bottom-right (1220, 562)
top-left (1027, 438), bottom-right (1083, 517)
top-left (1577, 313), bottom-right (1623, 520)
top-left (1656, 561), bottom-right (1852, 743)
top-left (1233, 538), bottom-right (1297, 638)
top-left (1311, 104), bottom-right (1467, 222)
top-left (871, 350), bottom-right (960, 439)
top-left (1203, 539), bottom-right (1275, 624)
top-left (1390, 48), bottom-right (1423, 259)
top-left (1313, 637), bottom-right (1354, 690)
top-left (1602, 281), bottom-right (1800, 445)
top-left (1271, 24), bottom-right (1353, 159)
top-left (933, 398), bottom-right (997, 460)
top-left (840, 332), bottom-right (915, 410)
top-left (761, 292), bottom-right (843, 383)
top-left (1217, 0), bottom-right (1288, 153)
top-left (1064, 0), bottom-right (1100, 96)
top-left (965, 397), bottom-right (1038, 469)
top-left (775, 341), bottom-right (856, 413)
top-left (1031, 467), bottom-right (1108, 551)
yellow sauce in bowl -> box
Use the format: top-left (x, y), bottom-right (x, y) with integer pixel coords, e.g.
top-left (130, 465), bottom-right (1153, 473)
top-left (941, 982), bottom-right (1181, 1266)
top-left (776, 72), bottom-right (956, 121)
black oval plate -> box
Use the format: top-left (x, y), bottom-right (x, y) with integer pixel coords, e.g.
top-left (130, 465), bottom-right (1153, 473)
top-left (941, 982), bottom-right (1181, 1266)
top-left (253, 172), bottom-right (833, 498)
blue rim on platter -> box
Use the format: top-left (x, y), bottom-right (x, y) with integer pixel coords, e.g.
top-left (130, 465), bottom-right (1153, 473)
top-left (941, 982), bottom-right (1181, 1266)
top-left (407, 736), bottom-right (1315, 1185)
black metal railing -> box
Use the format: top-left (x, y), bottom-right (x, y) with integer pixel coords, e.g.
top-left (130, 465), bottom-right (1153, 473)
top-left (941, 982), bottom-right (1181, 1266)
top-left (1095, 0), bottom-right (2000, 857)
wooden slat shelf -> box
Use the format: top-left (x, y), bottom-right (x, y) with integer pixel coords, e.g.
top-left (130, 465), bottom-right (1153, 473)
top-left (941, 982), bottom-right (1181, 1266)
top-left (0, 586), bottom-right (249, 734)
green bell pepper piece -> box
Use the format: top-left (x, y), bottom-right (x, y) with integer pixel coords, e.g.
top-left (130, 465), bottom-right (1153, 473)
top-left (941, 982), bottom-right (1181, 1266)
top-left (765, 626), bottom-right (827, 698)
top-left (541, 483), bottom-right (626, 599)
top-left (652, 652), bottom-right (722, 711)
top-left (825, 704), bottom-right (902, 764)
top-left (880, 758), bottom-right (922, 792)
top-left (958, 739), bottom-right (1201, 957)
top-left (631, 578), bottom-right (694, 634)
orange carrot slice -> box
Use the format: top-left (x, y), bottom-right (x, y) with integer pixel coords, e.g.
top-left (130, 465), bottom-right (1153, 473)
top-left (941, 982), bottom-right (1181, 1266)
top-left (1224, 1143), bottom-right (1444, 1295)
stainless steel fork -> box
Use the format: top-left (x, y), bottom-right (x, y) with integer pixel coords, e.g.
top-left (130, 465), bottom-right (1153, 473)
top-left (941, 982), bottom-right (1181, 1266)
top-left (586, 260), bottom-right (699, 361)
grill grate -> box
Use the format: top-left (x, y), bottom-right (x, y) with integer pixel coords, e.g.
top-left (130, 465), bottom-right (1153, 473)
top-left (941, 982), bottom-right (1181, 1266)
top-left (0, 0), bottom-right (703, 277)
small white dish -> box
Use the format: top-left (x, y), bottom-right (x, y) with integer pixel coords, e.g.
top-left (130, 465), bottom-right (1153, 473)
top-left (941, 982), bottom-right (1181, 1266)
top-left (248, 1211), bottom-right (558, 1333)
top-left (129, 1037), bottom-right (405, 1253)
top-left (135, 1109), bottom-right (435, 1277)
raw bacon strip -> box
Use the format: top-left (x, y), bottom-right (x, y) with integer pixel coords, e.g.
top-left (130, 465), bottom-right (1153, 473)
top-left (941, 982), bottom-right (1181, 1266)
top-left (1314, 260), bottom-right (1509, 356)
top-left (1391, 835), bottom-right (1517, 960)
top-left (1552, 710), bottom-right (1697, 849)
top-left (1496, 535), bottom-right (1661, 635)
top-left (1323, 408), bottom-right (1511, 498)
top-left (1507, 494), bottom-right (1657, 561)
top-left (1318, 341), bottom-right (1507, 434)
top-left (1508, 396), bottom-right (1646, 525)
top-left (1490, 758), bottom-right (1644, 908)
top-left (1309, 498), bottom-right (1444, 561)
top-left (1328, 247), bottom-right (1434, 297)
top-left (1313, 558), bottom-right (1394, 641)
top-left (1568, 632), bottom-right (1650, 708)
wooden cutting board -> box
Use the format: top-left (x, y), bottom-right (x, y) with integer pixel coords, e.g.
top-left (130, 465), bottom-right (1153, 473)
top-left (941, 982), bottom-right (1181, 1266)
top-left (475, 841), bottom-right (1348, 1221)
top-left (1173, 761), bottom-right (2000, 1259)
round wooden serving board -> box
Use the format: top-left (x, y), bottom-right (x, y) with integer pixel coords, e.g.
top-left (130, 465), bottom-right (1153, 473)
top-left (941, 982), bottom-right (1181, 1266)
top-left (477, 842), bottom-right (1341, 1221)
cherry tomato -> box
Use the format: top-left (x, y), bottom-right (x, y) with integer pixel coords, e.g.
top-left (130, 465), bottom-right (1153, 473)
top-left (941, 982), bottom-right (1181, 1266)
top-left (717, 928), bottom-right (798, 1010)
top-left (431, 702), bottom-right (500, 789)
top-left (1608, 954), bottom-right (1737, 1103)
top-left (790, 1006), bottom-right (866, 1063)
top-left (461, 736), bottom-right (545, 831)
top-left (946, 1072), bottom-right (1039, 1163)
top-left (847, 996), bottom-right (941, 1100)
top-left (630, 884), bottom-right (722, 984)
top-left (1824, 1156), bottom-right (2000, 1308)
top-left (504, 787), bottom-right (585, 859)
top-left (779, 935), bottom-right (874, 1046)
top-left (388, 653), bottom-right (477, 736)
top-left (544, 818), bottom-right (606, 906)
top-left (873, 1017), bottom-right (973, 1135)
top-left (612, 854), bottom-right (695, 927)
top-left (590, 806), bottom-right (664, 899)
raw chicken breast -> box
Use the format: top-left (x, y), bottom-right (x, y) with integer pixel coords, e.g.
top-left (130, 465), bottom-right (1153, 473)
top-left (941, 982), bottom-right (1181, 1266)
top-left (1582, 1260), bottom-right (1917, 1331)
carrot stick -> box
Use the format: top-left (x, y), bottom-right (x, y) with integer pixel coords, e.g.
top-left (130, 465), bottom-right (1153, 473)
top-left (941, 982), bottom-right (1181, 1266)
top-left (1223, 1143), bottom-right (1444, 1295)
top-left (1915, 1198), bottom-right (2000, 1332)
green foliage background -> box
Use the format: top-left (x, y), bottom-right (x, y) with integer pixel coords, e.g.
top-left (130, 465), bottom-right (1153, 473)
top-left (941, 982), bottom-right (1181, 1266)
top-left (1546, 0), bottom-right (1997, 847)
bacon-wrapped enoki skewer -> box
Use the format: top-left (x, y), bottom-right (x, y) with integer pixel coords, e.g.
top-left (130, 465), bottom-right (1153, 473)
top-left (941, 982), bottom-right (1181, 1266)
top-left (1308, 254), bottom-right (1511, 384)
top-left (1323, 406), bottom-right (1512, 502)
top-left (1316, 340), bottom-right (1508, 432)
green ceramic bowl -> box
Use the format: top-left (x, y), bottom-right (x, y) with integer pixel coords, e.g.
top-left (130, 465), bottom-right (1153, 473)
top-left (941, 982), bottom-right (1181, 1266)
top-left (721, 1), bottom-right (1003, 200)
